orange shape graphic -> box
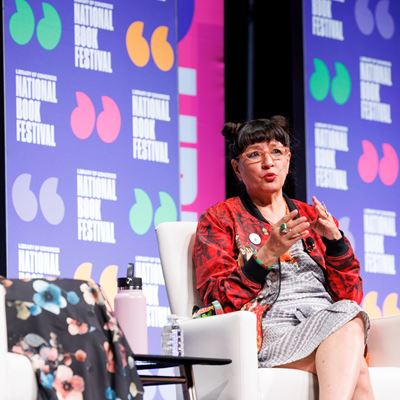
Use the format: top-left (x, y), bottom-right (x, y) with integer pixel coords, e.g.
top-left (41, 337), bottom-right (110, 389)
top-left (74, 262), bottom-right (94, 282)
top-left (126, 21), bottom-right (150, 67)
top-left (151, 26), bottom-right (174, 71)
top-left (383, 293), bottom-right (400, 316)
top-left (362, 291), bottom-right (382, 319)
top-left (99, 264), bottom-right (119, 309)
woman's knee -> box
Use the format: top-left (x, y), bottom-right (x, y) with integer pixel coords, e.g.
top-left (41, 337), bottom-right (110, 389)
top-left (358, 357), bottom-right (370, 377)
top-left (353, 358), bottom-right (374, 398)
top-left (341, 315), bottom-right (366, 339)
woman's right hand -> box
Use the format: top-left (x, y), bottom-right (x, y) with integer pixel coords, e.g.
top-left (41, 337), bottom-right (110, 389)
top-left (256, 209), bottom-right (310, 266)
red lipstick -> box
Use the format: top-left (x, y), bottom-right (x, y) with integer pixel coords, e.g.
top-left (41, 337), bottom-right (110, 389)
top-left (263, 173), bottom-right (277, 182)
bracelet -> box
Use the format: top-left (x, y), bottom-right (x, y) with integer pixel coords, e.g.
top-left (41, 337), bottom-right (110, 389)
top-left (253, 254), bottom-right (273, 271)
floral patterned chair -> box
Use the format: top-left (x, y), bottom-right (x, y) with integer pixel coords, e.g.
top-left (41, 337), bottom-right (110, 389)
top-left (0, 277), bottom-right (143, 400)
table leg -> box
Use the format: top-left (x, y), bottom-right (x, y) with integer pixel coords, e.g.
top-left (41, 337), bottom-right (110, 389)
top-left (179, 364), bottom-right (198, 400)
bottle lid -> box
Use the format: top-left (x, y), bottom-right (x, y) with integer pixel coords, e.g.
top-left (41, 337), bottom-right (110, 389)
top-left (117, 263), bottom-right (143, 289)
top-left (167, 314), bottom-right (182, 325)
top-left (117, 276), bottom-right (142, 289)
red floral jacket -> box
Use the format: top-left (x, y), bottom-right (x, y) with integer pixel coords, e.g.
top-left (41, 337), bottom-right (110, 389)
top-left (193, 194), bottom-right (363, 349)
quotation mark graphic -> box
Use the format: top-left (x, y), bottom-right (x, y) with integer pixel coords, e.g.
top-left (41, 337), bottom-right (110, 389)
top-left (70, 91), bottom-right (121, 144)
top-left (12, 173), bottom-right (65, 224)
top-left (309, 58), bottom-right (351, 105)
top-left (129, 188), bottom-right (177, 235)
top-left (358, 140), bottom-right (399, 185)
top-left (355, 0), bottom-right (394, 39)
top-left (363, 291), bottom-right (400, 318)
top-left (126, 21), bottom-right (174, 72)
top-left (9, 0), bottom-right (62, 50)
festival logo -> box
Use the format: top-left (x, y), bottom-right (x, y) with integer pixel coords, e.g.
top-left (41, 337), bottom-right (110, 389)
top-left (126, 21), bottom-right (174, 71)
top-left (129, 188), bottom-right (177, 235)
top-left (70, 92), bottom-right (121, 144)
top-left (358, 140), bottom-right (399, 185)
top-left (309, 58), bottom-right (351, 105)
top-left (12, 174), bottom-right (65, 224)
top-left (9, 0), bottom-right (62, 50)
top-left (355, 0), bottom-right (395, 39)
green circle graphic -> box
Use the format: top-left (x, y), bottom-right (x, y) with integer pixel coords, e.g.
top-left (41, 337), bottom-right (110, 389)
top-left (36, 2), bottom-right (62, 50)
top-left (154, 192), bottom-right (177, 227)
top-left (331, 62), bottom-right (351, 105)
top-left (309, 58), bottom-right (330, 101)
top-left (129, 188), bottom-right (153, 235)
top-left (9, 0), bottom-right (35, 45)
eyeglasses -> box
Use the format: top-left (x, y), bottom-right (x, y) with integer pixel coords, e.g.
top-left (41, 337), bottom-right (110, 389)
top-left (240, 147), bottom-right (289, 164)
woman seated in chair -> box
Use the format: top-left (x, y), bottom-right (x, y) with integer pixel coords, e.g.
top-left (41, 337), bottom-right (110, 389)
top-left (193, 116), bottom-right (374, 399)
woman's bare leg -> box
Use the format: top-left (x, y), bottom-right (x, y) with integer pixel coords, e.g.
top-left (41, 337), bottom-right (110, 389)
top-left (315, 316), bottom-right (366, 400)
top-left (352, 358), bottom-right (375, 400)
top-left (275, 315), bottom-right (373, 400)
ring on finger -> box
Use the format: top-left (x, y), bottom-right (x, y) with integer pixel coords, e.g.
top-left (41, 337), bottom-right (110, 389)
top-left (279, 223), bottom-right (289, 235)
top-left (322, 202), bottom-right (330, 217)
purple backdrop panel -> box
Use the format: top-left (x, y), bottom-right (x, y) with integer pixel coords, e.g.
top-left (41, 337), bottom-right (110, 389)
top-left (303, 0), bottom-right (400, 317)
top-left (3, 0), bottom-right (179, 361)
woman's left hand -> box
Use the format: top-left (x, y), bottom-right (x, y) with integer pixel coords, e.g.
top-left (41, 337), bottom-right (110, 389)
top-left (310, 196), bottom-right (342, 240)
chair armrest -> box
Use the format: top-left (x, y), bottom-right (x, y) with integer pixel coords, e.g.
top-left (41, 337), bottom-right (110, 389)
top-left (367, 315), bottom-right (400, 367)
top-left (6, 352), bottom-right (37, 400)
top-left (0, 285), bottom-right (7, 398)
top-left (0, 285), bottom-right (7, 352)
top-left (0, 285), bottom-right (38, 400)
top-left (180, 310), bottom-right (259, 400)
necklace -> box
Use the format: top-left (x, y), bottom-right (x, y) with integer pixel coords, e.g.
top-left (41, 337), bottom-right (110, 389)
top-left (240, 190), bottom-right (292, 228)
top-left (257, 201), bottom-right (289, 225)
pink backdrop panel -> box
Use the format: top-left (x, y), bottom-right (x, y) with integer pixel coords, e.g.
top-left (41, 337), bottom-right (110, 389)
top-left (178, 0), bottom-right (225, 220)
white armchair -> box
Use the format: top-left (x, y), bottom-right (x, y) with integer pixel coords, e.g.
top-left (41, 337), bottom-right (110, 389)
top-left (0, 284), bottom-right (38, 400)
top-left (156, 221), bottom-right (400, 400)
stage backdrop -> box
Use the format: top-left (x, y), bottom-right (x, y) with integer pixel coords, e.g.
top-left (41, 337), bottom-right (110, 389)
top-left (303, 0), bottom-right (400, 317)
top-left (4, 0), bottom-right (180, 356)
top-left (3, 0), bottom-right (224, 397)
top-left (178, 0), bottom-right (225, 222)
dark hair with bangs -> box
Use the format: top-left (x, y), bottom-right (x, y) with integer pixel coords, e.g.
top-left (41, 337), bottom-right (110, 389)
top-left (222, 116), bottom-right (291, 160)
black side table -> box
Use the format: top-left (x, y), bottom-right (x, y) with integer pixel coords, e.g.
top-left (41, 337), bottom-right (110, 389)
top-left (134, 353), bottom-right (232, 400)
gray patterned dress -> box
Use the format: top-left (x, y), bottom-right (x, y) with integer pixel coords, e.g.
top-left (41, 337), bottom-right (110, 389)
top-left (258, 240), bottom-right (370, 368)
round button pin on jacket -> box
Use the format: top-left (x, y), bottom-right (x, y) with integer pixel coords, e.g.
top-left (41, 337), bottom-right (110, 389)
top-left (249, 233), bottom-right (261, 245)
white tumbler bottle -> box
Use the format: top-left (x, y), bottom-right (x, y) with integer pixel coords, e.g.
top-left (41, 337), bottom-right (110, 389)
top-left (114, 263), bottom-right (148, 354)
